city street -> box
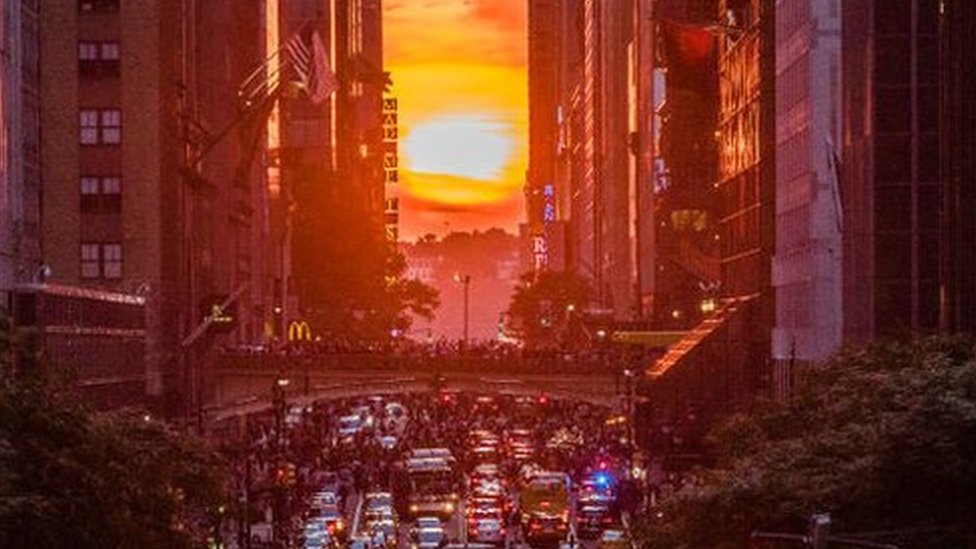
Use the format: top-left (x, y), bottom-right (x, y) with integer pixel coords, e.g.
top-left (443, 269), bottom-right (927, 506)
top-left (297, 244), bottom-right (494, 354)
top-left (226, 389), bottom-right (640, 549)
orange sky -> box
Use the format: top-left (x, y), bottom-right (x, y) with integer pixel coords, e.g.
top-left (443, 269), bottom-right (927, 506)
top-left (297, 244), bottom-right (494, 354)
top-left (384, 0), bottom-right (527, 241)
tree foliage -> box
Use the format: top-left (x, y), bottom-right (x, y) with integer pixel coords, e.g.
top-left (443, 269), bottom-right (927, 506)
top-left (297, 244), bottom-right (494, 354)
top-left (505, 270), bottom-right (593, 346)
top-left (0, 314), bottom-right (226, 548)
top-left (636, 336), bottom-right (976, 548)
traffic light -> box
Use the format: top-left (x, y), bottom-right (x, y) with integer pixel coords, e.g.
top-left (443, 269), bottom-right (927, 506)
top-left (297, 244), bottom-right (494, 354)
top-left (808, 513), bottom-right (831, 549)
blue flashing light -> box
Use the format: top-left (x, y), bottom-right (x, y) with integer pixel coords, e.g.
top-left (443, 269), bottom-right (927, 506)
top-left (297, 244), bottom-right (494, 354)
top-left (594, 472), bottom-right (612, 487)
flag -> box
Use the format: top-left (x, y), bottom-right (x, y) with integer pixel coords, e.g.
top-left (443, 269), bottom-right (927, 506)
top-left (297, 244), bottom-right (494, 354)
top-left (308, 31), bottom-right (339, 104)
top-left (284, 33), bottom-right (312, 88)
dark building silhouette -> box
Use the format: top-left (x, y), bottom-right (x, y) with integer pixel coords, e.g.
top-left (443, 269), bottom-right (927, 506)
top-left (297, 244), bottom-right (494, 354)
top-left (842, 0), bottom-right (944, 341)
top-left (939, 0), bottom-right (976, 333)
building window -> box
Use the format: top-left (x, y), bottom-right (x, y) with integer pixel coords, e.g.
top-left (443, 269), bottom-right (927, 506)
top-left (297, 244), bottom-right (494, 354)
top-left (80, 175), bottom-right (122, 213)
top-left (101, 110), bottom-right (121, 143)
top-left (79, 40), bottom-right (120, 77)
top-left (81, 243), bottom-right (100, 279)
top-left (79, 109), bottom-right (121, 145)
top-left (80, 110), bottom-right (99, 144)
top-left (79, 0), bottom-right (120, 13)
top-left (102, 243), bottom-right (123, 279)
top-left (80, 242), bottom-right (123, 279)
top-left (78, 42), bottom-right (98, 60)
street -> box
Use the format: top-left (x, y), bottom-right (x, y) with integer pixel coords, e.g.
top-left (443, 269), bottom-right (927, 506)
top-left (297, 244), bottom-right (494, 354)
top-left (223, 389), bottom-right (641, 549)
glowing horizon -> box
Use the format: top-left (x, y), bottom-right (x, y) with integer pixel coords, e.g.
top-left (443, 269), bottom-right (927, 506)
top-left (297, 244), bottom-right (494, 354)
top-left (384, 0), bottom-right (527, 241)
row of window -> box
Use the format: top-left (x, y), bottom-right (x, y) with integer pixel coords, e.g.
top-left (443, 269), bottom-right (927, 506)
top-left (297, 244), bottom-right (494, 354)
top-left (79, 41), bottom-right (120, 77)
top-left (81, 243), bottom-right (123, 280)
top-left (81, 176), bottom-right (122, 214)
top-left (80, 109), bottom-right (121, 145)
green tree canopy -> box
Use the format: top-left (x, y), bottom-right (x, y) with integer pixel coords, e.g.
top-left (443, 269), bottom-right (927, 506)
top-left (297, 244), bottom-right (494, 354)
top-left (0, 314), bottom-right (226, 548)
top-left (637, 336), bottom-right (976, 548)
top-left (505, 270), bottom-right (593, 346)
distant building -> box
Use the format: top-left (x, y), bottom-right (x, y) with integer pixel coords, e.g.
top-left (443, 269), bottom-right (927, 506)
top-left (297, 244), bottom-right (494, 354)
top-left (528, 0), bottom-right (653, 322)
top-left (401, 231), bottom-right (519, 342)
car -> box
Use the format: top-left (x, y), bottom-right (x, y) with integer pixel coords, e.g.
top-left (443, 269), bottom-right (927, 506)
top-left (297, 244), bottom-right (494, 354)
top-left (311, 491), bottom-right (339, 509)
top-left (598, 529), bottom-right (630, 549)
top-left (366, 518), bottom-right (397, 539)
top-left (320, 471), bottom-right (341, 494)
top-left (338, 415), bottom-right (363, 441)
top-left (378, 435), bottom-right (398, 450)
top-left (364, 508), bottom-right (396, 527)
top-left (525, 512), bottom-right (568, 542)
top-left (318, 506), bottom-right (347, 538)
top-left (576, 505), bottom-right (614, 539)
top-left (412, 526), bottom-right (446, 549)
top-left (365, 492), bottom-right (395, 511)
top-left (470, 517), bottom-right (506, 545)
top-left (414, 516), bottom-right (442, 530)
top-left (472, 463), bottom-right (500, 480)
top-left (303, 519), bottom-right (334, 549)
top-left (471, 446), bottom-right (499, 464)
top-left (466, 505), bottom-right (503, 526)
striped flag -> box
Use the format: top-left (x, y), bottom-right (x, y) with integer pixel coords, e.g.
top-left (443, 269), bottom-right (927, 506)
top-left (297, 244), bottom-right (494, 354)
top-left (308, 31), bottom-right (339, 104)
top-left (284, 33), bottom-right (313, 88)
top-left (286, 31), bottom-right (338, 104)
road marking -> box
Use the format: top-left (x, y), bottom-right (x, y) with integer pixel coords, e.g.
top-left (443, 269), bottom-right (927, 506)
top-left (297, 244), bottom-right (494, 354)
top-left (352, 491), bottom-right (365, 537)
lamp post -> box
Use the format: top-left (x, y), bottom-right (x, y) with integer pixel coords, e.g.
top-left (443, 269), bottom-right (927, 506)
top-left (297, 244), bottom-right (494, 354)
top-left (454, 274), bottom-right (472, 347)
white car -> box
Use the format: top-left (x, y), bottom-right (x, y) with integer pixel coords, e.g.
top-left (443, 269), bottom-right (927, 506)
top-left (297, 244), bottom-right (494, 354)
top-left (470, 518), bottom-right (506, 545)
top-left (311, 491), bottom-right (338, 509)
top-left (338, 415), bottom-right (363, 440)
top-left (365, 492), bottom-right (394, 511)
top-left (413, 526), bottom-right (445, 549)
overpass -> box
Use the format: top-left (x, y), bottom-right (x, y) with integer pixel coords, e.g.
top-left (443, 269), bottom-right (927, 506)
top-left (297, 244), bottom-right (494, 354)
top-left (208, 352), bottom-right (635, 422)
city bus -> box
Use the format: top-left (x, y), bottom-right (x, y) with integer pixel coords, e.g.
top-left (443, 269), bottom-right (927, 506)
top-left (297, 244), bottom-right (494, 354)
top-left (405, 456), bottom-right (458, 518)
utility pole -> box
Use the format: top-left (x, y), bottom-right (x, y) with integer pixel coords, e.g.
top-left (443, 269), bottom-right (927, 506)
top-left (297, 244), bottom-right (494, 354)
top-left (454, 274), bottom-right (472, 347)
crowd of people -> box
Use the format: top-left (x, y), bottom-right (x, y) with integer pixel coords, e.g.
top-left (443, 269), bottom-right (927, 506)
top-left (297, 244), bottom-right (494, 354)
top-left (223, 337), bottom-right (662, 377)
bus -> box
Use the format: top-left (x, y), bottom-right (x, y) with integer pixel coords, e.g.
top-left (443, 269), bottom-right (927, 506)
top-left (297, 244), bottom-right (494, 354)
top-left (520, 471), bottom-right (571, 544)
top-left (405, 455), bottom-right (458, 518)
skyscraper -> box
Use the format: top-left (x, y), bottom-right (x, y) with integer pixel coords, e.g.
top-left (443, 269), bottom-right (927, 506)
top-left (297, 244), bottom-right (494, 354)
top-left (771, 0), bottom-right (844, 388)
top-left (842, 0), bottom-right (943, 342)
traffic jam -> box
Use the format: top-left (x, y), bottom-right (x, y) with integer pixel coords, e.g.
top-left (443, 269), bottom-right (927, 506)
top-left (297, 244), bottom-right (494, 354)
top-left (289, 391), bottom-right (639, 549)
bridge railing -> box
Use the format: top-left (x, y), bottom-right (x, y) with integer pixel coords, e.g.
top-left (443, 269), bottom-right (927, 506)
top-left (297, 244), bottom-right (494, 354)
top-left (216, 351), bottom-right (628, 376)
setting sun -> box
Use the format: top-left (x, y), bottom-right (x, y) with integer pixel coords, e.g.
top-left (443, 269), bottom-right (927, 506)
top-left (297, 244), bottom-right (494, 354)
top-left (404, 114), bottom-right (514, 183)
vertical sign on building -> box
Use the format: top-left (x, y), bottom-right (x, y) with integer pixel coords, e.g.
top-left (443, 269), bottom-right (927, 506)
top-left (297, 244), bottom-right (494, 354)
top-left (532, 183), bottom-right (556, 271)
top-left (383, 97), bottom-right (399, 242)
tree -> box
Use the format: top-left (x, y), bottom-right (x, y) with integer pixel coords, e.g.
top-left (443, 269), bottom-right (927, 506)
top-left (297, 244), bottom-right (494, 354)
top-left (505, 270), bottom-right (593, 346)
top-left (296, 190), bottom-right (440, 341)
top-left (636, 336), bottom-right (976, 548)
top-left (0, 312), bottom-right (226, 548)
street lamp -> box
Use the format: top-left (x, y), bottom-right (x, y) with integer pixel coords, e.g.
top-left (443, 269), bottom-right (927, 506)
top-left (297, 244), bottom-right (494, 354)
top-left (453, 274), bottom-right (472, 347)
